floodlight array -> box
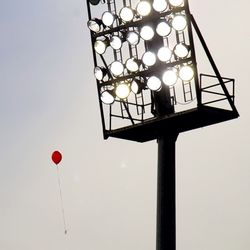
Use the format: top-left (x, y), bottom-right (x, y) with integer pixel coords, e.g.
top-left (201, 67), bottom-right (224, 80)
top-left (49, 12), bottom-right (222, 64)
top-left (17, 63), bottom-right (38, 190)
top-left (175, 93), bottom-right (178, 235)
top-left (87, 0), bottom-right (197, 107)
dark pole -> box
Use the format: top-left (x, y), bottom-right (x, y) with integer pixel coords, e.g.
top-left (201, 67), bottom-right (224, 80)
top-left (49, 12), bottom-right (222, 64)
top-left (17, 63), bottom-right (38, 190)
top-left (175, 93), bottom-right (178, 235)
top-left (156, 133), bottom-right (178, 250)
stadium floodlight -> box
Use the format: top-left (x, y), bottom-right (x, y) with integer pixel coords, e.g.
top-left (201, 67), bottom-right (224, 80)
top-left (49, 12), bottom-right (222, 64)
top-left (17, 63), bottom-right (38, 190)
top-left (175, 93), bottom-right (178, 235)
top-left (140, 25), bottom-right (155, 40)
top-left (147, 76), bottom-right (162, 91)
top-left (153, 0), bottom-right (168, 12)
top-left (157, 47), bottom-right (172, 62)
top-left (172, 14), bottom-right (187, 31)
top-left (126, 31), bottom-right (140, 45)
top-left (162, 68), bottom-right (178, 86)
top-left (174, 43), bottom-right (190, 58)
top-left (120, 7), bottom-right (135, 22)
top-left (156, 21), bottom-right (171, 37)
top-left (115, 81), bottom-right (131, 99)
top-left (179, 65), bottom-right (194, 81)
top-left (102, 11), bottom-right (116, 27)
top-left (136, 1), bottom-right (152, 17)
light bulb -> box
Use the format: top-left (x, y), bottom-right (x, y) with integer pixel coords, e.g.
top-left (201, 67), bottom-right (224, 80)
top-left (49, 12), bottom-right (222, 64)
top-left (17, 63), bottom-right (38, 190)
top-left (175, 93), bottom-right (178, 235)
top-left (156, 21), bottom-right (171, 37)
top-left (126, 58), bottom-right (140, 72)
top-left (126, 31), bottom-right (140, 45)
top-left (115, 82), bottom-right (131, 99)
top-left (162, 68), bottom-right (178, 86)
top-left (174, 43), bottom-right (189, 58)
top-left (179, 65), bottom-right (194, 81)
top-left (140, 25), bottom-right (155, 40)
top-left (110, 36), bottom-right (122, 50)
top-left (153, 0), bottom-right (168, 12)
top-left (147, 76), bottom-right (162, 91)
top-left (110, 61), bottom-right (124, 76)
top-left (120, 7), bottom-right (134, 22)
top-left (137, 1), bottom-right (152, 17)
top-left (172, 14), bottom-right (187, 31)
top-left (142, 51), bottom-right (157, 66)
top-left (157, 47), bottom-right (172, 62)
top-left (102, 11), bottom-right (115, 27)
top-left (169, 0), bottom-right (184, 7)
top-left (101, 90), bottom-right (115, 104)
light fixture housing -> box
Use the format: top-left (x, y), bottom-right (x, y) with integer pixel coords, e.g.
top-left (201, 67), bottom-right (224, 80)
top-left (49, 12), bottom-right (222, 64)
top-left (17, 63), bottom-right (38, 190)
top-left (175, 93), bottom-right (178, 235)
top-left (94, 66), bottom-right (108, 81)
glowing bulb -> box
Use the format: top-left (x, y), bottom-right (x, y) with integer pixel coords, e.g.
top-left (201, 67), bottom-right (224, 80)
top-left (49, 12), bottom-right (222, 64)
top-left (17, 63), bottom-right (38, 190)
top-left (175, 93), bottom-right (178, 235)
top-left (153, 0), bottom-right (168, 12)
top-left (156, 21), bottom-right (171, 37)
top-left (179, 65), bottom-right (194, 81)
top-left (142, 51), bottom-right (156, 66)
top-left (147, 76), bottom-right (162, 91)
top-left (101, 90), bottom-right (115, 104)
top-left (172, 14), bottom-right (187, 31)
top-left (110, 36), bottom-right (122, 50)
top-left (126, 31), bottom-right (140, 45)
top-left (94, 39), bottom-right (108, 54)
top-left (169, 0), bottom-right (184, 7)
top-left (87, 19), bottom-right (102, 33)
top-left (126, 58), bottom-right (140, 72)
top-left (174, 43), bottom-right (189, 58)
top-left (110, 61), bottom-right (124, 76)
top-left (102, 11), bottom-right (115, 27)
top-left (157, 47), bottom-right (172, 62)
top-left (120, 7), bottom-right (134, 22)
top-left (140, 25), bottom-right (155, 40)
top-left (162, 68), bottom-right (178, 86)
top-left (115, 82), bottom-right (131, 99)
top-left (137, 1), bottom-right (152, 17)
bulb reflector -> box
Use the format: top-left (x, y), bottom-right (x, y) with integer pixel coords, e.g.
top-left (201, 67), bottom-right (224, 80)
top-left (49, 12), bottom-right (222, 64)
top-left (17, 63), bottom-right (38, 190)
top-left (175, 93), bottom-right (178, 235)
top-left (179, 65), bottom-right (194, 81)
top-left (162, 68), bottom-right (178, 86)
top-left (140, 25), bottom-right (155, 40)
top-left (147, 76), bottom-right (162, 91)
top-left (157, 47), bottom-right (172, 62)
top-left (156, 21), bottom-right (171, 37)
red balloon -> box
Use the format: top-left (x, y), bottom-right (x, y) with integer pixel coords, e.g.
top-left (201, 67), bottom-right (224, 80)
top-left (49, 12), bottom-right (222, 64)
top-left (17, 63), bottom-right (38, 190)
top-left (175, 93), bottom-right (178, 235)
top-left (52, 151), bottom-right (62, 165)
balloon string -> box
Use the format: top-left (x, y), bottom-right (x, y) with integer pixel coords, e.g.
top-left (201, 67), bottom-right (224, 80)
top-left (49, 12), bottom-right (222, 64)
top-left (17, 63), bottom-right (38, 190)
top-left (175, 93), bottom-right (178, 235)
top-left (56, 165), bottom-right (67, 234)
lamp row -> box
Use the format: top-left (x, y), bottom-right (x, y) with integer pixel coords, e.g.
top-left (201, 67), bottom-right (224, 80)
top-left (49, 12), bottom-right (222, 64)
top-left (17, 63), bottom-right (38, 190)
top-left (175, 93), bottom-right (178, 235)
top-left (100, 64), bottom-right (194, 104)
top-left (88, 0), bottom-right (185, 33)
top-left (94, 43), bottom-right (190, 80)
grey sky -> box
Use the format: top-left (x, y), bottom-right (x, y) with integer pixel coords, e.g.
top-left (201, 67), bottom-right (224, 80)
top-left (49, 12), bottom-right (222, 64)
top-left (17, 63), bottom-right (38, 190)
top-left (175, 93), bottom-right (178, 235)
top-left (0, 0), bottom-right (249, 249)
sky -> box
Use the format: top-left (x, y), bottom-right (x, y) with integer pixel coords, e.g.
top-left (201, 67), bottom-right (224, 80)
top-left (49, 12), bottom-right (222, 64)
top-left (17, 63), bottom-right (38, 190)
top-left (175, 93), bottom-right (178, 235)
top-left (0, 0), bottom-right (250, 249)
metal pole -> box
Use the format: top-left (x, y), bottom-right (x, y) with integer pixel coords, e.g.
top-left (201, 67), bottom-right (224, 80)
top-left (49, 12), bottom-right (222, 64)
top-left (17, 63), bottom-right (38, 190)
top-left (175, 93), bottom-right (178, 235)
top-left (156, 133), bottom-right (178, 250)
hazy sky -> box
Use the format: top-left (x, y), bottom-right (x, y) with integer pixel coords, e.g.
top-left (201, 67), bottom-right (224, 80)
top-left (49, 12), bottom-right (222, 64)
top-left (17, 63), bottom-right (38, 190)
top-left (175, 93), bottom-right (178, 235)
top-left (0, 0), bottom-right (249, 250)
